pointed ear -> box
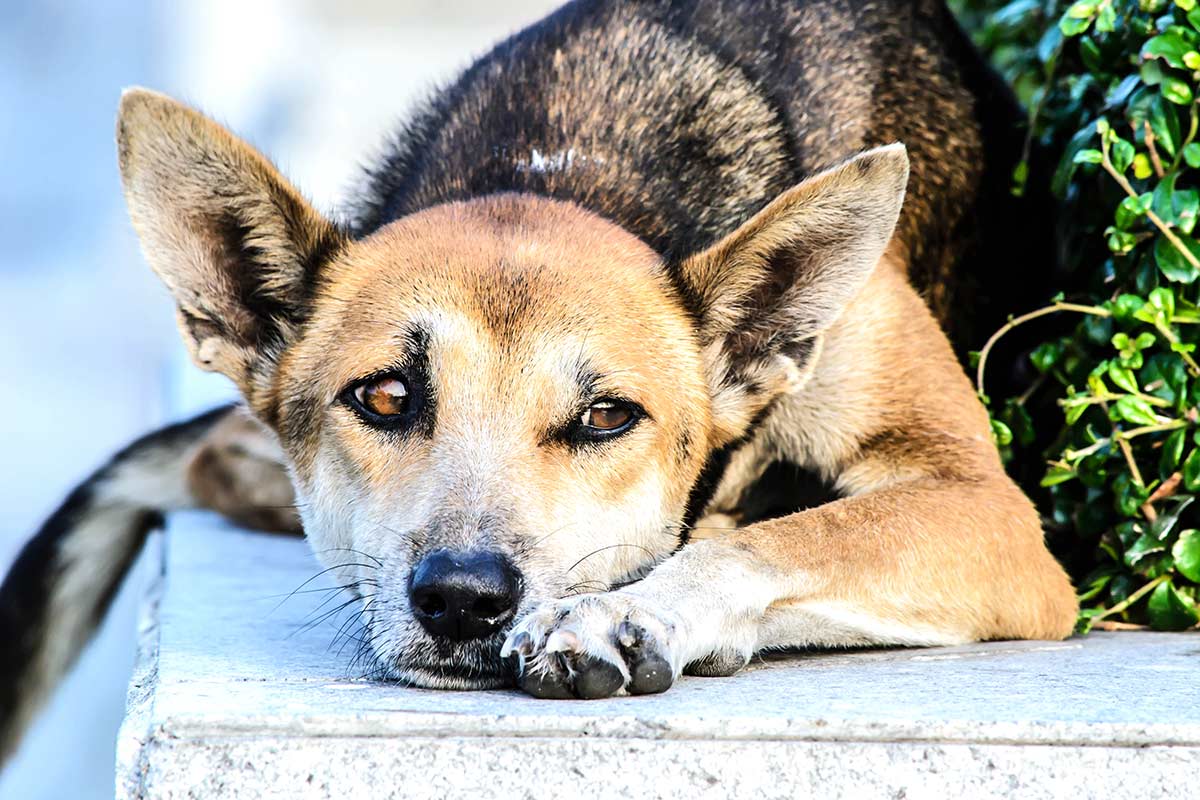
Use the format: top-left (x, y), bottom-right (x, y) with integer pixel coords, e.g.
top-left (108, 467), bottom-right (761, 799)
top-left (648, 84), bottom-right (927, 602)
top-left (116, 88), bottom-right (346, 404)
top-left (677, 144), bottom-right (909, 438)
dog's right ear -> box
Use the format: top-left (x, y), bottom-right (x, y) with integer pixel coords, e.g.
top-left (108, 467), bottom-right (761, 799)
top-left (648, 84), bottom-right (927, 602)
top-left (116, 88), bottom-right (345, 404)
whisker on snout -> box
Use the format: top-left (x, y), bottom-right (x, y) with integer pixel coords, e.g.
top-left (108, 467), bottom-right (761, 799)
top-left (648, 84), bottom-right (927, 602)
top-left (566, 542), bottom-right (658, 574)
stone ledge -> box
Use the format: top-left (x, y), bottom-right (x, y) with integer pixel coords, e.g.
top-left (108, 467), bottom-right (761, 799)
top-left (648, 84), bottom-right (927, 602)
top-left (117, 513), bottom-right (1200, 799)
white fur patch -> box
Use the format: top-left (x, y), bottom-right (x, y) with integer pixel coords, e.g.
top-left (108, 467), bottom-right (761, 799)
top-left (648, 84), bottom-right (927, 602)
top-left (514, 147), bottom-right (602, 175)
top-left (758, 600), bottom-right (970, 649)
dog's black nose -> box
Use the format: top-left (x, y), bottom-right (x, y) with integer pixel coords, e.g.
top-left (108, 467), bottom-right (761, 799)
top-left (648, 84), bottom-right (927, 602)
top-left (409, 550), bottom-right (522, 641)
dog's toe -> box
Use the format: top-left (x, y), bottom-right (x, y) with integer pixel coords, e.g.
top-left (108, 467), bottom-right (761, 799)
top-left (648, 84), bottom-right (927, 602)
top-left (617, 620), bottom-right (672, 695)
top-left (506, 593), bottom-right (683, 700)
top-left (572, 653), bottom-right (626, 698)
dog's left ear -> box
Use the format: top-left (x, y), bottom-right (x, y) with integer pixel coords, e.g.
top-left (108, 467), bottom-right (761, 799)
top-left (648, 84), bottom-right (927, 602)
top-left (116, 88), bottom-right (345, 407)
top-left (678, 144), bottom-right (908, 440)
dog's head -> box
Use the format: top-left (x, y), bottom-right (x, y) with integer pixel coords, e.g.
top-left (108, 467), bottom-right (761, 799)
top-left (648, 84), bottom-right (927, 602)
top-left (116, 89), bottom-right (906, 687)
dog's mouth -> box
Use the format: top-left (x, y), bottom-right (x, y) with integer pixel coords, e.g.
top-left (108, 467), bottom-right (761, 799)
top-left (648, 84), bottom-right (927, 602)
top-left (370, 631), bottom-right (518, 690)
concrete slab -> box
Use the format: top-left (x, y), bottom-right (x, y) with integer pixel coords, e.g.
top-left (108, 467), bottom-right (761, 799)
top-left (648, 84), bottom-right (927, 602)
top-left (118, 512), bottom-right (1200, 799)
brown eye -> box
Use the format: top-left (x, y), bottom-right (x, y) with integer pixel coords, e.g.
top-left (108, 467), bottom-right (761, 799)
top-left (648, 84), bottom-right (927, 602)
top-left (580, 401), bottom-right (634, 432)
top-left (353, 376), bottom-right (410, 417)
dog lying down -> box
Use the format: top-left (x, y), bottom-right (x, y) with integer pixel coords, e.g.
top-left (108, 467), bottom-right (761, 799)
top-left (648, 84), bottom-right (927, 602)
top-left (0, 0), bottom-right (1076, 760)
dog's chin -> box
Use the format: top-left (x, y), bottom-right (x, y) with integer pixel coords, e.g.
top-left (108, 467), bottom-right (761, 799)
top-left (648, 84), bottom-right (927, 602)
top-left (394, 663), bottom-right (514, 690)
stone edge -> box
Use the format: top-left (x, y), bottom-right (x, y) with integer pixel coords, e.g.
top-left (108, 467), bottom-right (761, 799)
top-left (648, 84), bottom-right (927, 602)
top-left (115, 532), bottom-right (166, 800)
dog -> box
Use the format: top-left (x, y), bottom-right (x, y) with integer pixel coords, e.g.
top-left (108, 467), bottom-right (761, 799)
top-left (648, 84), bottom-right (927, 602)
top-left (0, 0), bottom-right (1077, 758)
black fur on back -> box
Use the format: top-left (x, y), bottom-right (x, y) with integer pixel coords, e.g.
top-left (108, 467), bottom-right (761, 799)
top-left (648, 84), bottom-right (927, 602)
top-left (348, 0), bottom-right (1054, 354)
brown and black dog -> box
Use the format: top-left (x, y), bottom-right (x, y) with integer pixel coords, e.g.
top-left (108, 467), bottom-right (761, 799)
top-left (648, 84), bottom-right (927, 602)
top-left (0, 0), bottom-right (1076, 756)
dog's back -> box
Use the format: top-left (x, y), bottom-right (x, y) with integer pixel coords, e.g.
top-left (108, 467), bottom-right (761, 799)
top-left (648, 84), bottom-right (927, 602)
top-left (354, 0), bottom-right (1041, 347)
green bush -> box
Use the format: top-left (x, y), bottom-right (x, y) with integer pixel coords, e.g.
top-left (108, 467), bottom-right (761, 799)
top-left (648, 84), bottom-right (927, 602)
top-left (954, 0), bottom-right (1200, 631)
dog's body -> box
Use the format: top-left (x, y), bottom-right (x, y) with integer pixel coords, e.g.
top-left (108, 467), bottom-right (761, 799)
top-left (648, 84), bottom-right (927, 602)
top-left (0, 0), bottom-right (1076, 756)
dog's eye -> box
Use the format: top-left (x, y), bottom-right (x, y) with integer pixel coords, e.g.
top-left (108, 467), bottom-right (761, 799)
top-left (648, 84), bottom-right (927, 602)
top-left (578, 400), bottom-right (637, 435)
top-left (348, 375), bottom-right (410, 419)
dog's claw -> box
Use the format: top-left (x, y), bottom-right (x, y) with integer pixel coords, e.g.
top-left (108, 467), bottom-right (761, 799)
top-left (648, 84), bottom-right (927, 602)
top-left (505, 593), bottom-right (681, 700)
top-left (510, 630), bottom-right (533, 657)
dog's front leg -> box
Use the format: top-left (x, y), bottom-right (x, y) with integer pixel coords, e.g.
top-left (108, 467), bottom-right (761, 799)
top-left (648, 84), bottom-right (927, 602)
top-left (503, 477), bottom-right (1077, 699)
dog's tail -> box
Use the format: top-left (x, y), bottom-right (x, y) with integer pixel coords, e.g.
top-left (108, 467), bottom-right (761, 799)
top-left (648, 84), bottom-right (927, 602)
top-left (0, 405), bottom-right (234, 763)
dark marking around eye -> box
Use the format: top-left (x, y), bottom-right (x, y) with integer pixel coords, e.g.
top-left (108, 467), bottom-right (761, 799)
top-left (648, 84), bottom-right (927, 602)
top-left (338, 325), bottom-right (436, 437)
top-left (553, 396), bottom-right (645, 448)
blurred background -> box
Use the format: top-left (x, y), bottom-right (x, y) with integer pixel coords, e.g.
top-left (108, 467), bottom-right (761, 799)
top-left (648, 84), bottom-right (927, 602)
top-left (0, 1), bottom-right (561, 796)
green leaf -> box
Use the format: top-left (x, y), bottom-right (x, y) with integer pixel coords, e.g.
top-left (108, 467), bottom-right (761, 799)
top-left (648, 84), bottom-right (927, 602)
top-left (1149, 286), bottom-right (1177, 320)
top-left (1161, 76), bottom-right (1194, 106)
top-left (1078, 566), bottom-right (1117, 602)
top-left (1108, 361), bottom-right (1139, 392)
top-left (1037, 23), bottom-right (1064, 66)
top-left (1149, 95), bottom-right (1182, 157)
top-left (990, 419), bottom-right (1013, 447)
top-left (1079, 37), bottom-right (1104, 73)
top-left (991, 0), bottom-right (1041, 33)
top-left (1065, 0), bottom-right (1097, 17)
top-left (1115, 473), bottom-right (1151, 517)
top-left (1112, 295), bottom-right (1146, 321)
top-left (1141, 59), bottom-right (1165, 87)
top-left (1107, 228), bottom-right (1137, 254)
top-left (1073, 148), bottom-right (1103, 164)
top-left (1114, 396), bottom-right (1162, 426)
top-left (1097, 1), bottom-right (1118, 30)
top-left (1134, 153), bottom-right (1154, 179)
top-left (1175, 190), bottom-right (1200, 235)
top-left (1173, 529), bottom-right (1200, 582)
top-left (1161, 429), bottom-right (1187, 477)
top-left (1125, 532), bottom-right (1167, 567)
top-left (1154, 234), bottom-right (1200, 283)
top-left (1055, 126), bottom-right (1101, 197)
top-left (1143, 33), bottom-right (1194, 68)
top-left (1115, 194), bottom-right (1151, 229)
top-left (1059, 3), bottom-right (1096, 36)
top-left (1183, 447), bottom-right (1200, 490)
top-left (1147, 580), bottom-right (1200, 630)
top-left (1003, 401), bottom-right (1036, 447)
top-left (1059, 14), bottom-right (1092, 36)
top-left (1041, 465), bottom-right (1078, 487)
top-left (1150, 495), bottom-right (1194, 540)
top-left (1109, 137), bottom-right (1135, 173)
top-left (1184, 142), bottom-right (1200, 167)
top-left (1030, 341), bottom-right (1063, 372)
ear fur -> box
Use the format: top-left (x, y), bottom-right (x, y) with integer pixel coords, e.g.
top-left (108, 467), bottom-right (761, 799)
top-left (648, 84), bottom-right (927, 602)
top-left (116, 88), bottom-right (345, 403)
top-left (678, 144), bottom-right (909, 440)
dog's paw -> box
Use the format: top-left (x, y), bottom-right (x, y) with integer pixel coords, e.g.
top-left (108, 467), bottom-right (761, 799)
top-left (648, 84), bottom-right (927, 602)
top-left (501, 593), bottom-right (684, 699)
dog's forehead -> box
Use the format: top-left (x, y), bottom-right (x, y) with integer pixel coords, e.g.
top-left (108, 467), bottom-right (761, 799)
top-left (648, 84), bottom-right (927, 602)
top-left (318, 198), bottom-right (679, 347)
top-left (291, 195), bottom-right (701, 402)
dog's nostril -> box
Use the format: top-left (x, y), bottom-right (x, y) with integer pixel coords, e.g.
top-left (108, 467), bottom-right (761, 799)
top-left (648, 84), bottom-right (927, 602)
top-left (471, 596), bottom-right (510, 620)
top-left (414, 591), bottom-right (447, 618)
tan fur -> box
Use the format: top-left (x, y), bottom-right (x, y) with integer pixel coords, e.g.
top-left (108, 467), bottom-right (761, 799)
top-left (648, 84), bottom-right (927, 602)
top-left (185, 408), bottom-right (300, 533)
top-left (116, 90), bottom-right (1076, 696)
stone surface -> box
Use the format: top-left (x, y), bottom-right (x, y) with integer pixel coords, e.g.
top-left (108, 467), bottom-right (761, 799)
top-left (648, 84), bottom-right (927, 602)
top-left (118, 513), bottom-right (1200, 799)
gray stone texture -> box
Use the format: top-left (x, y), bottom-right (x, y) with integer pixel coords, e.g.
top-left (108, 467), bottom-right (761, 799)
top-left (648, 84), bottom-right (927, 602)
top-left (118, 513), bottom-right (1200, 799)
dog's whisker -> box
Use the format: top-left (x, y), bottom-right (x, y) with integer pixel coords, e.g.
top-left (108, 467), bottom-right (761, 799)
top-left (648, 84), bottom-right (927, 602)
top-left (268, 562), bottom-right (381, 616)
top-left (566, 543), bottom-right (657, 574)
top-left (291, 593), bottom-right (373, 640)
